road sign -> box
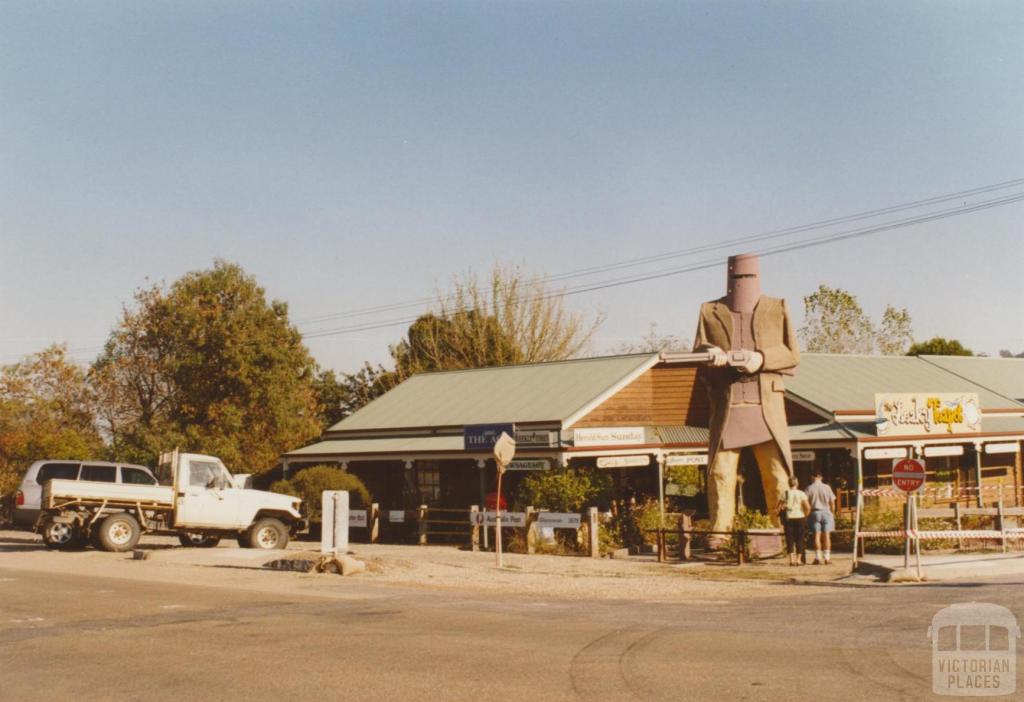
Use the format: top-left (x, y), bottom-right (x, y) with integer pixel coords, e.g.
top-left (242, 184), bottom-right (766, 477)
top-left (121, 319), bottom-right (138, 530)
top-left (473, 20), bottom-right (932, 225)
top-left (892, 458), bottom-right (926, 492)
top-left (493, 432), bottom-right (516, 468)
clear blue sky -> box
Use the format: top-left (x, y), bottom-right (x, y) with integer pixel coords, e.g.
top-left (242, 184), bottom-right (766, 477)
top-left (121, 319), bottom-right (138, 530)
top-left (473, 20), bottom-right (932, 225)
top-left (2, 1), bottom-right (1022, 372)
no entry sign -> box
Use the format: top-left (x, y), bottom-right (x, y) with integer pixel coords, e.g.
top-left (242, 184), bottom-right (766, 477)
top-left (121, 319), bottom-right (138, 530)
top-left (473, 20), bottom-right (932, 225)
top-left (892, 458), bottom-right (926, 492)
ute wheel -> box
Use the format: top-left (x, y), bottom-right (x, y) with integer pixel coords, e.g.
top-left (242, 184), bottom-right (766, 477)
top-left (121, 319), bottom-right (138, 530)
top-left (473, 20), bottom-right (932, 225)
top-left (178, 533), bottom-right (221, 548)
top-left (96, 514), bottom-right (141, 552)
top-left (41, 518), bottom-right (83, 550)
top-left (246, 518), bottom-right (289, 550)
top-left (236, 533), bottom-right (251, 548)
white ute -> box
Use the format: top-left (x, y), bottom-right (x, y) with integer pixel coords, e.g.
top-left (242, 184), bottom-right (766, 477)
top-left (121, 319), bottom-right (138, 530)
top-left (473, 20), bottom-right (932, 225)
top-left (36, 450), bottom-right (302, 552)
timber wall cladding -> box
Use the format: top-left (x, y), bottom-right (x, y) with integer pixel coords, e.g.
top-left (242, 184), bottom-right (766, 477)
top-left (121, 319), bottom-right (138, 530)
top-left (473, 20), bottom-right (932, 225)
top-left (574, 366), bottom-right (711, 428)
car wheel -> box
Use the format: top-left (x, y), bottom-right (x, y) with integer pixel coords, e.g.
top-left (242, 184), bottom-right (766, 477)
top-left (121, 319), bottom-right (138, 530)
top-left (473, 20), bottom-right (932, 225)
top-left (246, 518), bottom-right (289, 550)
top-left (41, 518), bottom-right (81, 550)
top-left (178, 533), bottom-right (221, 548)
top-left (96, 514), bottom-right (141, 552)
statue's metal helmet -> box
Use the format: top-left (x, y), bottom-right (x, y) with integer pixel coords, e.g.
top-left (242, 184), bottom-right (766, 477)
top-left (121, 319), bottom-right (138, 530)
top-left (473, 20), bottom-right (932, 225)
top-left (726, 253), bottom-right (761, 312)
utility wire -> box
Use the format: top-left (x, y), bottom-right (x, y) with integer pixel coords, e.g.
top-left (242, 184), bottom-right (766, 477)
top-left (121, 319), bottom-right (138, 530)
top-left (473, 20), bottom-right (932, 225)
top-left (301, 190), bottom-right (1024, 340)
top-left (293, 177), bottom-right (1024, 326)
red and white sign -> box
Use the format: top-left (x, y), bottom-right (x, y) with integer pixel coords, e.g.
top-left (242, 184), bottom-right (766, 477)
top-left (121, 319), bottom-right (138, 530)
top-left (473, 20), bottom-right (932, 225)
top-left (892, 458), bottom-right (926, 492)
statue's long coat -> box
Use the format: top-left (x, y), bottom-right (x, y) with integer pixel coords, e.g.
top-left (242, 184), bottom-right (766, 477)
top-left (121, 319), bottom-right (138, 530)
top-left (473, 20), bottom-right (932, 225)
top-left (694, 296), bottom-right (800, 474)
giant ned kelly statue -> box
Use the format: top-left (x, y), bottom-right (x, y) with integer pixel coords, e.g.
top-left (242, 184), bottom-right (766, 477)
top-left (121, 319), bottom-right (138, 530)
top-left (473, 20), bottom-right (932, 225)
top-left (694, 253), bottom-right (800, 537)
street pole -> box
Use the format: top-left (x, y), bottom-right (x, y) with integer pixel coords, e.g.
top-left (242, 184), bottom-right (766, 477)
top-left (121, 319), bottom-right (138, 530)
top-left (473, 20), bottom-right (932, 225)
top-left (495, 460), bottom-right (504, 568)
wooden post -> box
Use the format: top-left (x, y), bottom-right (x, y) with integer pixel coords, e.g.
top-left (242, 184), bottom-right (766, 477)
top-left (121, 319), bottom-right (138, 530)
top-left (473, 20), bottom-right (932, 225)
top-left (418, 504), bottom-right (428, 545)
top-left (997, 499), bottom-right (1007, 553)
top-left (525, 506), bottom-right (536, 555)
top-left (852, 488), bottom-right (863, 569)
top-left (656, 529), bottom-right (665, 563)
top-left (470, 505), bottom-right (480, 552)
top-left (369, 503), bottom-right (380, 544)
top-left (679, 512), bottom-right (692, 561)
top-left (588, 507), bottom-right (599, 558)
top-left (736, 530), bottom-right (745, 565)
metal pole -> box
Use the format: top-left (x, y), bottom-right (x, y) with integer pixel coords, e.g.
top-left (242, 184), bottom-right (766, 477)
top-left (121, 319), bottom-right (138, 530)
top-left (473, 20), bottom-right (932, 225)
top-left (903, 495), bottom-right (911, 570)
top-left (913, 494), bottom-right (922, 581)
top-left (495, 462), bottom-right (504, 568)
top-left (974, 443), bottom-right (984, 508)
top-left (657, 454), bottom-right (665, 530)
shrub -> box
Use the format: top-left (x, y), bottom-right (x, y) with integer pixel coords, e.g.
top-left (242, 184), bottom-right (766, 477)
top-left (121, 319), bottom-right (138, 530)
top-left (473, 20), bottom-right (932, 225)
top-left (666, 464), bottom-right (702, 497)
top-left (270, 465), bottom-right (372, 523)
top-left (516, 468), bottom-right (611, 512)
top-left (721, 508), bottom-right (774, 559)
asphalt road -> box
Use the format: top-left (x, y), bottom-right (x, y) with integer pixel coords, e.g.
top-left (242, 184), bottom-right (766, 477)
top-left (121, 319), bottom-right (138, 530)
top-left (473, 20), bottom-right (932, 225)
top-left (1, 563), bottom-right (1021, 702)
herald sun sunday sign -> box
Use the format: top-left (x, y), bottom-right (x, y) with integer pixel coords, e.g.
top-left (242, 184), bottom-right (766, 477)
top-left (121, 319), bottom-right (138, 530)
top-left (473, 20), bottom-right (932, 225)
top-left (874, 393), bottom-right (981, 437)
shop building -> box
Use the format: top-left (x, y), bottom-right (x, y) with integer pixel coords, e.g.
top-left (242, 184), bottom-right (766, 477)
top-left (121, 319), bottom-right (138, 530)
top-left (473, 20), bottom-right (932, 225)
top-left (283, 352), bottom-right (1024, 518)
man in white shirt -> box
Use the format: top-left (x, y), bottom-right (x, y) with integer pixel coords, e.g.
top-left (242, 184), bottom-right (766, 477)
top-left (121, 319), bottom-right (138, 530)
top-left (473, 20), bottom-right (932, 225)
top-left (804, 470), bottom-right (837, 564)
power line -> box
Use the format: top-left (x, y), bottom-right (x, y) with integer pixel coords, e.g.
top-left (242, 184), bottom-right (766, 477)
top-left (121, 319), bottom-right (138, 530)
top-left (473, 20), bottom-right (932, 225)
top-left (300, 190), bottom-right (1024, 340)
top-left (293, 177), bottom-right (1024, 327)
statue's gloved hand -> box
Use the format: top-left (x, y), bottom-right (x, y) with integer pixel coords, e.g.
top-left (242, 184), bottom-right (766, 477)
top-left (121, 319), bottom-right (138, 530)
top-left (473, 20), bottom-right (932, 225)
top-left (706, 346), bottom-right (728, 367)
top-left (738, 350), bottom-right (764, 374)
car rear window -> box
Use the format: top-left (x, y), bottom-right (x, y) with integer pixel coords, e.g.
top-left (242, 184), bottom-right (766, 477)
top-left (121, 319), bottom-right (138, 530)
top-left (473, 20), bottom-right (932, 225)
top-left (36, 463), bottom-right (80, 484)
top-left (121, 467), bottom-right (157, 485)
top-left (80, 465), bottom-right (117, 482)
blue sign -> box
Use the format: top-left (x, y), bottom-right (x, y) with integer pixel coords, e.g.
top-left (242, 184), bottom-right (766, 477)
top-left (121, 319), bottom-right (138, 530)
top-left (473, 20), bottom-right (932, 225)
top-left (464, 423), bottom-right (515, 451)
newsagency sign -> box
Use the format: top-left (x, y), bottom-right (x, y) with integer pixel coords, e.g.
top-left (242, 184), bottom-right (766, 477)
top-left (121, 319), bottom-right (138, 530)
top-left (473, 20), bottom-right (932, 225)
top-left (464, 424), bottom-right (516, 450)
top-left (874, 393), bottom-right (982, 437)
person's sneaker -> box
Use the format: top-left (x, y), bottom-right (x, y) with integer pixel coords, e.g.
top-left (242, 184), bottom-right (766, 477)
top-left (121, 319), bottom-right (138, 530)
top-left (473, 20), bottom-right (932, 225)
top-left (824, 559), bottom-right (831, 565)
top-left (812, 558), bottom-right (821, 565)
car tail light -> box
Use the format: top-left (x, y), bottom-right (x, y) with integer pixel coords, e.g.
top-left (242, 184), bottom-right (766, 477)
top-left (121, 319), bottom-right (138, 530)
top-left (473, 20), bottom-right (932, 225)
top-left (15, 490), bottom-right (25, 506)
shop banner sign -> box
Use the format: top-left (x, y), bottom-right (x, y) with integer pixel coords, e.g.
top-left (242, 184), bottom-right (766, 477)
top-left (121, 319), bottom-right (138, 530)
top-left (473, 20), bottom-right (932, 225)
top-left (874, 393), bottom-right (981, 436)
top-left (666, 454), bottom-right (708, 466)
top-left (480, 511), bottom-right (526, 527)
top-left (505, 459), bottom-right (550, 471)
top-left (537, 512), bottom-right (582, 528)
top-left (596, 455), bottom-right (650, 469)
top-left (388, 510), bottom-right (405, 523)
top-left (791, 450), bottom-right (816, 462)
top-left (985, 442), bottom-right (1020, 455)
top-left (514, 429), bottom-right (558, 447)
top-left (464, 423), bottom-right (516, 450)
top-left (349, 509), bottom-right (367, 527)
top-left (574, 427), bottom-right (646, 447)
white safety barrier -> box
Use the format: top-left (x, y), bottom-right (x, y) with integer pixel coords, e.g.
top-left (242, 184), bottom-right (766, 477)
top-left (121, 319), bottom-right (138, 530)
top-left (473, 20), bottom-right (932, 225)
top-left (321, 490), bottom-right (349, 556)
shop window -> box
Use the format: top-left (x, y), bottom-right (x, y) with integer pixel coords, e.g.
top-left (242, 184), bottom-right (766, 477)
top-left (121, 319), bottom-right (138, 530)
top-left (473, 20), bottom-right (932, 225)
top-left (416, 462), bottom-right (441, 505)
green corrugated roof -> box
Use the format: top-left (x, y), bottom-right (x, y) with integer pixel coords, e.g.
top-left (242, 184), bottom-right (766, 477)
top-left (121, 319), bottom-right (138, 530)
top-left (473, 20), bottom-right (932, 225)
top-left (785, 354), bottom-right (1023, 414)
top-left (919, 356), bottom-right (1024, 403)
top-left (286, 435), bottom-right (466, 458)
top-left (328, 353), bottom-right (659, 433)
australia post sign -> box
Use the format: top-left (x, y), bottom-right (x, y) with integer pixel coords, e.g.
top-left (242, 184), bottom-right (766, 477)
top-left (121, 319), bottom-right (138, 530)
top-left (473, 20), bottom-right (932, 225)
top-left (464, 424), bottom-right (515, 451)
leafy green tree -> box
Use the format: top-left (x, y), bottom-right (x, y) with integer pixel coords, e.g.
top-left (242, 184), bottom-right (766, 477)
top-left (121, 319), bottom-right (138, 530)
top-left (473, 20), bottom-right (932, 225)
top-left (390, 265), bottom-right (602, 380)
top-left (92, 260), bottom-right (321, 473)
top-left (907, 337), bottom-right (974, 356)
top-left (876, 305), bottom-right (914, 355)
top-left (0, 345), bottom-right (104, 494)
top-left (800, 285), bottom-right (876, 354)
top-left (335, 265), bottom-right (604, 419)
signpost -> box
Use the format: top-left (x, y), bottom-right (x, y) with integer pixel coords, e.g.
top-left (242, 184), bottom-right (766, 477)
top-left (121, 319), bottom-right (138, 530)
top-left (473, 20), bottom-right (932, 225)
top-left (492, 431), bottom-right (516, 568)
top-left (893, 457), bottom-right (925, 578)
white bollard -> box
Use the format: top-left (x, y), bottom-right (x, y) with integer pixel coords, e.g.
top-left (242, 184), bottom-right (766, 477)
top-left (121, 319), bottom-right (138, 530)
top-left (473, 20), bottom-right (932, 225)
top-left (321, 490), bottom-right (350, 556)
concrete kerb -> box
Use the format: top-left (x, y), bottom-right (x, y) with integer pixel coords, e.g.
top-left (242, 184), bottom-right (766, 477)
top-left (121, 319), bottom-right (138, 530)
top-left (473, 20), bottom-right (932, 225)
top-left (854, 551), bottom-right (1024, 583)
